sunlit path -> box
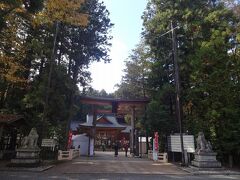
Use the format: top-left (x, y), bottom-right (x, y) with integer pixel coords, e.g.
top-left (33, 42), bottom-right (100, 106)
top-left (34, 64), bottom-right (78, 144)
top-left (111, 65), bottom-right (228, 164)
top-left (1, 152), bottom-right (239, 180)
top-left (45, 151), bottom-right (186, 175)
top-left (1, 1), bottom-right (239, 180)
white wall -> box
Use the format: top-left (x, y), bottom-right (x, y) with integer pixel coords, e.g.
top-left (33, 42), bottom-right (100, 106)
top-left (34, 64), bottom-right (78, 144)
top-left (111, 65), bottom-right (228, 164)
top-left (72, 134), bottom-right (89, 156)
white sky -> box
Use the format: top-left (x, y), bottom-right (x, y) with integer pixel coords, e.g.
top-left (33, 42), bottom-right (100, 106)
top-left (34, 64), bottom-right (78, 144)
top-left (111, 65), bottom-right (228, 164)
top-left (89, 0), bottom-right (147, 93)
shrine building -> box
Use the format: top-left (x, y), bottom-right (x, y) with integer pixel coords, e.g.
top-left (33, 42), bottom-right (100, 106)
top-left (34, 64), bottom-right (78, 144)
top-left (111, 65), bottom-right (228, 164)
top-left (71, 96), bottom-right (149, 156)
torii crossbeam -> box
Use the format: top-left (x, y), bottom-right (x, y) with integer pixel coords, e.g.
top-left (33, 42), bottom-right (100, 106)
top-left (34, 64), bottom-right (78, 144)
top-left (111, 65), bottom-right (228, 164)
top-left (80, 96), bottom-right (149, 156)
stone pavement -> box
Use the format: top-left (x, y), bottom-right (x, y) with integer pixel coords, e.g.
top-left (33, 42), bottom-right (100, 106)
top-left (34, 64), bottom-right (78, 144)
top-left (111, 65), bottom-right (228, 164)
top-left (46, 151), bottom-right (186, 175)
top-left (181, 166), bottom-right (240, 175)
top-left (0, 151), bottom-right (240, 179)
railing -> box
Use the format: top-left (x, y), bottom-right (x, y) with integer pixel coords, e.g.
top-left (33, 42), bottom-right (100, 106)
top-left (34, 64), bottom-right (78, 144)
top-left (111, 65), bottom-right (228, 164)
top-left (148, 150), bottom-right (153, 160)
top-left (72, 149), bottom-right (80, 159)
top-left (147, 150), bottom-right (168, 163)
top-left (58, 149), bottom-right (80, 160)
top-left (158, 153), bottom-right (168, 163)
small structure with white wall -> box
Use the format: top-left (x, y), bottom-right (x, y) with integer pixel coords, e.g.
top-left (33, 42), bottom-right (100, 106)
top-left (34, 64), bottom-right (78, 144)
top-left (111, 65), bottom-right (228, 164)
top-left (138, 137), bottom-right (151, 156)
top-left (72, 134), bottom-right (89, 156)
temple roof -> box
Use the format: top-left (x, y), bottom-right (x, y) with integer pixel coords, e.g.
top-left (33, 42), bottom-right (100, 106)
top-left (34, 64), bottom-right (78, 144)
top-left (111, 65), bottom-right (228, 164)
top-left (71, 120), bottom-right (84, 131)
top-left (121, 125), bottom-right (131, 133)
top-left (79, 114), bottom-right (126, 130)
top-left (0, 114), bottom-right (24, 124)
top-left (80, 96), bottom-right (149, 115)
top-left (80, 96), bottom-right (149, 105)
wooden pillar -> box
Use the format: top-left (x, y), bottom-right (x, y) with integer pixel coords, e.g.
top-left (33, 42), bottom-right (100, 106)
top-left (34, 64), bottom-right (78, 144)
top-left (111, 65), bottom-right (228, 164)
top-left (135, 129), bottom-right (139, 156)
top-left (88, 134), bottom-right (90, 156)
top-left (140, 136), bottom-right (142, 157)
top-left (0, 124), bottom-right (4, 142)
top-left (92, 105), bottom-right (97, 155)
top-left (130, 106), bottom-right (135, 156)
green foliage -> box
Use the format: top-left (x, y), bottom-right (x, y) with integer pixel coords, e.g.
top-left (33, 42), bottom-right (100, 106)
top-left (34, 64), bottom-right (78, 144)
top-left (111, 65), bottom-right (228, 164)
top-left (138, 0), bottom-right (240, 165)
top-left (0, 0), bottom-right (44, 111)
top-left (84, 88), bottom-right (114, 98)
top-left (115, 0), bottom-right (240, 163)
top-left (115, 41), bottom-right (152, 99)
top-left (146, 85), bottom-right (177, 134)
top-left (22, 65), bottom-right (75, 142)
top-left (0, 0), bottom-right (113, 147)
top-left (43, 0), bottom-right (88, 26)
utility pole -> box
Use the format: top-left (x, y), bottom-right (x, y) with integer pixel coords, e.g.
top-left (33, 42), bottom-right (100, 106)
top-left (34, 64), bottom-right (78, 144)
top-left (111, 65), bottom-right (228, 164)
top-left (171, 21), bottom-right (185, 166)
top-left (41, 21), bottom-right (60, 139)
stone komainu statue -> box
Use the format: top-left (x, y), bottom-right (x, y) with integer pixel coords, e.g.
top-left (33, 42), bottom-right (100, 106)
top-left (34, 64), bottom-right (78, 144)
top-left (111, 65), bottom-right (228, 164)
top-left (195, 132), bottom-right (213, 154)
top-left (21, 128), bottom-right (39, 149)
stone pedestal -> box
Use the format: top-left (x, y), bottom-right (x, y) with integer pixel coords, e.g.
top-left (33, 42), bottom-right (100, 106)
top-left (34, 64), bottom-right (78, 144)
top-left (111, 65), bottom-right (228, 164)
top-left (192, 152), bottom-right (221, 168)
top-left (11, 148), bottom-right (40, 165)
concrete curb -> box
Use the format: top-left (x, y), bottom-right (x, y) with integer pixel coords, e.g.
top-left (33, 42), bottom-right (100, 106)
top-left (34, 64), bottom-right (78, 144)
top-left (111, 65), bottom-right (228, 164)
top-left (0, 165), bottom-right (54, 172)
top-left (63, 172), bottom-right (188, 175)
top-left (179, 166), bottom-right (240, 175)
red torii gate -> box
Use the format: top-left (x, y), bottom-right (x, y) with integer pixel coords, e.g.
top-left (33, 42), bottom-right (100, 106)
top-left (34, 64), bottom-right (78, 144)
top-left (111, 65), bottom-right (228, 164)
top-left (80, 96), bottom-right (149, 156)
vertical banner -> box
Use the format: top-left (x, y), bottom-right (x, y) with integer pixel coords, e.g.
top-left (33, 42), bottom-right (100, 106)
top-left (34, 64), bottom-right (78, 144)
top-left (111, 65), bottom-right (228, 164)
top-left (154, 132), bottom-right (159, 151)
top-left (153, 132), bottom-right (159, 161)
top-left (67, 130), bottom-right (73, 149)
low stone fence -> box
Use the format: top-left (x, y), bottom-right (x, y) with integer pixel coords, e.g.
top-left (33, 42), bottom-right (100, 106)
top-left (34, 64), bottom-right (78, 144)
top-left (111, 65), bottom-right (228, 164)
top-left (147, 150), bottom-right (168, 163)
top-left (58, 149), bottom-right (80, 160)
top-left (148, 150), bottom-right (153, 160)
top-left (158, 153), bottom-right (168, 163)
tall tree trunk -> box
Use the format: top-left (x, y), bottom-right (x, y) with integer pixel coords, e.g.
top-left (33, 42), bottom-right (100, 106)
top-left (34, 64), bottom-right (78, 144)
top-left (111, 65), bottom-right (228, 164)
top-left (57, 44), bottom-right (62, 65)
top-left (0, 83), bottom-right (10, 108)
top-left (64, 62), bottom-right (79, 150)
top-left (23, 26), bottom-right (35, 80)
top-left (68, 59), bottom-right (72, 75)
top-left (146, 128), bottom-right (149, 154)
top-left (169, 95), bottom-right (174, 115)
top-left (39, 51), bottom-right (45, 76)
top-left (41, 21), bottom-right (59, 140)
top-left (57, 23), bottom-right (62, 65)
top-left (229, 154), bottom-right (233, 168)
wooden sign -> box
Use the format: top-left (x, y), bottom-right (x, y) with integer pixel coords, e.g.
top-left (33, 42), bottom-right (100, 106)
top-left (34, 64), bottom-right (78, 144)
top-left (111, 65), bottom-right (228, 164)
top-left (41, 139), bottom-right (57, 147)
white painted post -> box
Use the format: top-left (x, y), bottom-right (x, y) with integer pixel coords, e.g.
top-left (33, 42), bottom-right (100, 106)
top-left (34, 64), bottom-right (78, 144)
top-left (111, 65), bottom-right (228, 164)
top-left (69, 149), bottom-right (73, 160)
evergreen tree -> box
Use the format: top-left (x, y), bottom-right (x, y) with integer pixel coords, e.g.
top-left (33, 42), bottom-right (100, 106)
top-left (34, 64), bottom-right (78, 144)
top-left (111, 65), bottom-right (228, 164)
top-left (115, 40), bottom-right (151, 99)
top-left (0, 0), bottom-right (113, 149)
top-left (141, 0), bottom-right (240, 165)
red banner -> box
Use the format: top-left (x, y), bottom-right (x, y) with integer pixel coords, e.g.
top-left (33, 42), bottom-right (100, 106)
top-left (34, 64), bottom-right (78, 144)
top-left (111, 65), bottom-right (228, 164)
top-left (154, 132), bottom-right (159, 151)
top-left (67, 130), bottom-right (73, 149)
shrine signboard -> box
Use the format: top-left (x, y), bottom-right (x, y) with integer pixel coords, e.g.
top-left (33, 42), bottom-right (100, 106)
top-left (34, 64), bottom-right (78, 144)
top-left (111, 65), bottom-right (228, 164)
top-left (167, 135), bottom-right (195, 153)
top-left (41, 138), bottom-right (58, 150)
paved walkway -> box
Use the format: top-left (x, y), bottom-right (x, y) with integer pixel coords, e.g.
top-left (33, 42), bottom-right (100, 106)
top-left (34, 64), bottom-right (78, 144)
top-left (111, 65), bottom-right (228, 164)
top-left (46, 151), bottom-right (186, 175)
top-left (1, 151), bottom-right (240, 179)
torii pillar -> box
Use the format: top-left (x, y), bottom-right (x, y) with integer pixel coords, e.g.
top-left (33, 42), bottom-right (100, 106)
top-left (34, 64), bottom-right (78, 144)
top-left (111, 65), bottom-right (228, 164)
top-left (130, 106), bottom-right (136, 156)
top-left (79, 96), bottom-right (149, 157)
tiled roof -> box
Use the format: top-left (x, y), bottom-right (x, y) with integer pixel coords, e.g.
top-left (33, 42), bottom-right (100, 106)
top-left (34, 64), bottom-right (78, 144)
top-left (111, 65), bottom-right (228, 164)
top-left (80, 114), bottom-right (126, 129)
top-left (116, 115), bottom-right (126, 124)
top-left (0, 114), bottom-right (24, 124)
top-left (121, 125), bottom-right (132, 133)
top-left (71, 121), bottom-right (83, 131)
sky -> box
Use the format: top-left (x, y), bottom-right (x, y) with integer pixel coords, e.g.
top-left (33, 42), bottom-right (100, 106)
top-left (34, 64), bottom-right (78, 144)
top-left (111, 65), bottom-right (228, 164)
top-left (89, 0), bottom-right (148, 93)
